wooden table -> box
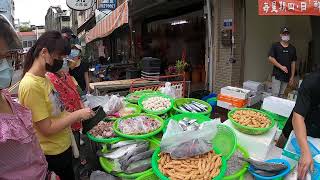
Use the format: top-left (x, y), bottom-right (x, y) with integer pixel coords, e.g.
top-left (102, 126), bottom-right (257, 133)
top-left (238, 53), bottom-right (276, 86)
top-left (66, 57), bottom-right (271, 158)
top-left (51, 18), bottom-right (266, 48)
top-left (89, 79), bottom-right (160, 96)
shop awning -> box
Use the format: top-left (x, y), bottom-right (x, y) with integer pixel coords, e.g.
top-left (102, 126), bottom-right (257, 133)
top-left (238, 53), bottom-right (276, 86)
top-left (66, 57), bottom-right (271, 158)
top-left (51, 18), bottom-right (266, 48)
top-left (85, 1), bottom-right (128, 43)
top-left (258, 0), bottom-right (320, 16)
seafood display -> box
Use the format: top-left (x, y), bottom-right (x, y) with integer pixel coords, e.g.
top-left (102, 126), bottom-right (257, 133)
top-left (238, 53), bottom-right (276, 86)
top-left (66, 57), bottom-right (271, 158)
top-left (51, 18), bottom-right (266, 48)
top-left (178, 118), bottom-right (200, 131)
top-left (178, 101), bottom-right (208, 113)
top-left (98, 140), bottom-right (153, 174)
top-left (89, 121), bottom-right (116, 138)
top-left (142, 96), bottom-right (171, 111)
top-left (118, 115), bottom-right (161, 135)
top-left (232, 110), bottom-right (271, 128)
top-left (158, 150), bottom-right (222, 180)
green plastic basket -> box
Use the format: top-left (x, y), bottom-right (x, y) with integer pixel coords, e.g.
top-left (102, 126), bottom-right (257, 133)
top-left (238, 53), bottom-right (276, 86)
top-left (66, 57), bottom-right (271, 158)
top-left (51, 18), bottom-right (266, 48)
top-left (86, 118), bottom-right (124, 143)
top-left (108, 103), bottom-right (142, 120)
top-left (113, 114), bottom-right (164, 139)
top-left (99, 138), bottom-right (160, 179)
top-left (212, 124), bottom-right (237, 160)
top-left (138, 94), bottom-right (174, 115)
top-left (223, 145), bottom-right (249, 180)
top-left (163, 113), bottom-right (211, 132)
top-left (126, 90), bottom-right (158, 104)
top-left (135, 172), bottom-right (159, 180)
top-left (151, 146), bottom-right (227, 180)
top-left (261, 110), bottom-right (288, 130)
top-left (228, 108), bottom-right (275, 135)
top-left (173, 98), bottom-right (212, 117)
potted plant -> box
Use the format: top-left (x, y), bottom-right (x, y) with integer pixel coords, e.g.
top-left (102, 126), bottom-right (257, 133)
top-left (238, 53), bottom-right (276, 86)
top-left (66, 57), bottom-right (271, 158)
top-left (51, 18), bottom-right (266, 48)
top-left (176, 60), bottom-right (188, 74)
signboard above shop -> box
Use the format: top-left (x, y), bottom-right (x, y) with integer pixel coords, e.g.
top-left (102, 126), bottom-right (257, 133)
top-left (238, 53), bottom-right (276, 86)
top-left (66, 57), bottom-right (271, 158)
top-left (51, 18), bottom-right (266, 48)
top-left (66, 0), bottom-right (94, 11)
top-left (98, 0), bottom-right (117, 11)
top-left (258, 0), bottom-right (320, 16)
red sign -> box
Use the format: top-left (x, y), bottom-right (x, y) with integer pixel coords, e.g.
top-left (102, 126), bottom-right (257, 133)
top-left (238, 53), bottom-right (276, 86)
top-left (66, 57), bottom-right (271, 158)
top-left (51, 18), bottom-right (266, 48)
top-left (258, 0), bottom-right (320, 16)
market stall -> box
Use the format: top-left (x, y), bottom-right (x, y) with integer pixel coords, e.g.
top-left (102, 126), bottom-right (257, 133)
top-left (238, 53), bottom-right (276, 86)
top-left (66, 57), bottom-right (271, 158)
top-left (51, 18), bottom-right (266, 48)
top-left (83, 78), bottom-right (307, 180)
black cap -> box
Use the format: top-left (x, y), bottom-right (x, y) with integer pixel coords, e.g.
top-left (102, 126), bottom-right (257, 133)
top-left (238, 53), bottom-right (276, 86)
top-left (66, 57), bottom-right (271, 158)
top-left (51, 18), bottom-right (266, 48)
top-left (61, 27), bottom-right (77, 39)
top-left (280, 27), bottom-right (290, 34)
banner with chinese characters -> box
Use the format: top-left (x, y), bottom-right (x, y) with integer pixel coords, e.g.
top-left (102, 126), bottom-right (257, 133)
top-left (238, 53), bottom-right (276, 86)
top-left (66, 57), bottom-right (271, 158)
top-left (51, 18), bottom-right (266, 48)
top-left (258, 0), bottom-right (320, 16)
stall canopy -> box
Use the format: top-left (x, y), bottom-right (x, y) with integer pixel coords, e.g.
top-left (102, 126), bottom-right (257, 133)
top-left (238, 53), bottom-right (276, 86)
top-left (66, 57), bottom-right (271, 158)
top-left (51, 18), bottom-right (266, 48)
top-left (85, 1), bottom-right (128, 43)
top-left (258, 0), bottom-right (320, 16)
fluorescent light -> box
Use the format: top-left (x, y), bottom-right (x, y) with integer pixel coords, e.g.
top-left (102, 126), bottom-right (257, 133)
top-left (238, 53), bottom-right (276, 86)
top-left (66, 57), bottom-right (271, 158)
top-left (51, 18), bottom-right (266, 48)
top-left (171, 20), bottom-right (188, 26)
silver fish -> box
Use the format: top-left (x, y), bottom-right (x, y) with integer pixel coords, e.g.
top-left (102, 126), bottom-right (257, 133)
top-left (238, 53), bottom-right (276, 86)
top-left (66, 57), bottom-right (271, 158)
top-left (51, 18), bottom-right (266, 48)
top-left (239, 157), bottom-right (287, 172)
top-left (121, 149), bottom-right (154, 170)
top-left (108, 140), bottom-right (147, 150)
top-left (253, 170), bottom-right (279, 177)
top-left (124, 158), bottom-right (151, 174)
top-left (98, 143), bottom-right (143, 159)
top-left (118, 141), bottom-right (149, 167)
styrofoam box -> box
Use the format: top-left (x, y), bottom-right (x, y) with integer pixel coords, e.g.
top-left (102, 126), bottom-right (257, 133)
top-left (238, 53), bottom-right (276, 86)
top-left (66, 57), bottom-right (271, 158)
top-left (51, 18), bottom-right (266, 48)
top-left (243, 80), bottom-right (264, 92)
top-left (217, 100), bottom-right (247, 110)
top-left (223, 120), bottom-right (277, 160)
top-left (247, 94), bottom-right (263, 107)
top-left (220, 86), bottom-right (250, 100)
top-left (282, 131), bottom-right (320, 162)
top-left (262, 96), bottom-right (295, 118)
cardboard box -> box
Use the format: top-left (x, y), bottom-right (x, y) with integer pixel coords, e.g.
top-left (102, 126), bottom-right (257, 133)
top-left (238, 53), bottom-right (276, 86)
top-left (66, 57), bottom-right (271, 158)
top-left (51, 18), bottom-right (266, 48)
top-left (262, 96), bottom-right (295, 118)
top-left (220, 86), bottom-right (250, 100)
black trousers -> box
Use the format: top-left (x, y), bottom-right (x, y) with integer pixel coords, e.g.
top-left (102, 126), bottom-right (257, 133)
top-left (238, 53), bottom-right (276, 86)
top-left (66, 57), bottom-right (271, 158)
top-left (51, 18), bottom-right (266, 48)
top-left (45, 147), bottom-right (75, 180)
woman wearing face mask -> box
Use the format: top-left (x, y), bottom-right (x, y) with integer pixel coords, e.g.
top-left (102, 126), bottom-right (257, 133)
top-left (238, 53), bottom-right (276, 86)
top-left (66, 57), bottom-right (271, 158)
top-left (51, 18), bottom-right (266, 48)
top-left (0, 14), bottom-right (48, 180)
top-left (18, 31), bottom-right (95, 180)
top-left (69, 45), bottom-right (91, 95)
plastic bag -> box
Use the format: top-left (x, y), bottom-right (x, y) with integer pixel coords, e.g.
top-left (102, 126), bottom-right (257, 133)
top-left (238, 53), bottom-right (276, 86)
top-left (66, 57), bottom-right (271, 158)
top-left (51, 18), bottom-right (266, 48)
top-left (160, 82), bottom-right (176, 98)
top-left (86, 94), bottom-right (109, 109)
top-left (118, 116), bottom-right (161, 135)
top-left (161, 119), bottom-right (220, 159)
top-left (103, 95), bottom-right (124, 115)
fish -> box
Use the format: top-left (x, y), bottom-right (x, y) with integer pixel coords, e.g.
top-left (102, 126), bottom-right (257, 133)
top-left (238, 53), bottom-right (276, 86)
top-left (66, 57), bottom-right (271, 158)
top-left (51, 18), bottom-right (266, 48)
top-left (192, 101), bottom-right (208, 110)
top-left (98, 142), bottom-right (147, 159)
top-left (188, 104), bottom-right (202, 112)
top-left (179, 106), bottom-right (188, 112)
top-left (239, 157), bottom-right (288, 172)
top-left (108, 140), bottom-right (147, 150)
top-left (121, 149), bottom-right (155, 170)
top-left (253, 170), bottom-right (279, 177)
top-left (118, 141), bottom-right (149, 167)
top-left (124, 158), bottom-right (152, 174)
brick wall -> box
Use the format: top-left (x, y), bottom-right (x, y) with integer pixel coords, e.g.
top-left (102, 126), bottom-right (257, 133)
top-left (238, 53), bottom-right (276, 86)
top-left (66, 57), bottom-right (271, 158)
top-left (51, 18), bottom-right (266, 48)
top-left (211, 0), bottom-right (243, 92)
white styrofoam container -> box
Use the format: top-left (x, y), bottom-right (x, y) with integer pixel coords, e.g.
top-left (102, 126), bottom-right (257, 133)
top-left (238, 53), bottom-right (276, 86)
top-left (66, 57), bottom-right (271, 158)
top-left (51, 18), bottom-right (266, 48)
top-left (220, 86), bottom-right (250, 100)
top-left (243, 80), bottom-right (264, 92)
top-left (217, 100), bottom-right (247, 110)
top-left (223, 120), bottom-right (277, 160)
top-left (217, 100), bottom-right (233, 110)
top-left (247, 94), bottom-right (263, 107)
top-left (262, 96), bottom-right (295, 118)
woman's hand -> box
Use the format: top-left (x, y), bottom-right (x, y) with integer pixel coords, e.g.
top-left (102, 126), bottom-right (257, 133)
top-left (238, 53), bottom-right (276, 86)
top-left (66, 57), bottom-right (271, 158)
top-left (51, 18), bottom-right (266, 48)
top-left (298, 151), bottom-right (314, 180)
top-left (76, 108), bottom-right (95, 121)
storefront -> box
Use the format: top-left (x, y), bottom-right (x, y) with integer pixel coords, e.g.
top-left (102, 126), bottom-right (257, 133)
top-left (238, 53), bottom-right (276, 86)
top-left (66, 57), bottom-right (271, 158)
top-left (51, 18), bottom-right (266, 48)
top-left (130, 0), bottom-right (206, 89)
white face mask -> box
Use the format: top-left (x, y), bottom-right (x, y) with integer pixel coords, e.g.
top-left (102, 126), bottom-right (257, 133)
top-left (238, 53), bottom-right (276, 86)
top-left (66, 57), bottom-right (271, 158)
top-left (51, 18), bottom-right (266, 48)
top-left (60, 58), bottom-right (69, 72)
top-left (0, 59), bottom-right (13, 89)
top-left (281, 35), bottom-right (290, 42)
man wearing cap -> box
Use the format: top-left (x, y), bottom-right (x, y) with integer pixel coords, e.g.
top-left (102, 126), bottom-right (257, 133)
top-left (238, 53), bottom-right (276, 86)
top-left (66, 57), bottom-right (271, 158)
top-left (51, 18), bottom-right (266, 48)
top-left (268, 27), bottom-right (297, 97)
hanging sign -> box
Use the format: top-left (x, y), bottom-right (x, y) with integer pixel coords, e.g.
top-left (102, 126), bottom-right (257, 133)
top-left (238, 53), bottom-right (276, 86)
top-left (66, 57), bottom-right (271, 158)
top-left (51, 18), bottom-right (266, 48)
top-left (98, 0), bottom-right (117, 11)
top-left (66, 0), bottom-right (94, 11)
top-left (258, 0), bottom-right (320, 16)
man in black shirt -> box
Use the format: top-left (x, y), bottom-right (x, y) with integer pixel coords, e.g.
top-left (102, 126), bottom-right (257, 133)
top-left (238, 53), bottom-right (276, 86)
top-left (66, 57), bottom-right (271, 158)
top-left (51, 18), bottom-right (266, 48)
top-left (268, 27), bottom-right (297, 97)
top-left (281, 71), bottom-right (320, 179)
